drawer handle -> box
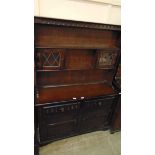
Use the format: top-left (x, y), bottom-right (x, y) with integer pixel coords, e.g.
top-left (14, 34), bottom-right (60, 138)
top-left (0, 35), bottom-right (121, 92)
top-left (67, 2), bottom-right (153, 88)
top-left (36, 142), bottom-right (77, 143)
top-left (73, 97), bottom-right (84, 100)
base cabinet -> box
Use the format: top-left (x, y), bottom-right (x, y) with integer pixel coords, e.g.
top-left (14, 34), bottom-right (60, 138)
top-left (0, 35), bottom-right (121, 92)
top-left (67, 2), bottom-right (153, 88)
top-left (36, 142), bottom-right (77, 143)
top-left (37, 94), bottom-right (119, 145)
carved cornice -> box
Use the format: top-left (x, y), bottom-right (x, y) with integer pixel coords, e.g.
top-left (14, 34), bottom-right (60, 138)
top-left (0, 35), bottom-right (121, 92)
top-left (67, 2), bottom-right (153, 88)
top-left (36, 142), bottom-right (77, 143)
top-left (34, 16), bottom-right (121, 31)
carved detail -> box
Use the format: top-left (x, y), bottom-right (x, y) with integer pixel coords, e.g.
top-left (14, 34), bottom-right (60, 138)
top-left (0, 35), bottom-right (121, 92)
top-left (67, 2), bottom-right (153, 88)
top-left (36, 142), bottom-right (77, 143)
top-left (84, 99), bottom-right (112, 110)
top-left (42, 51), bottom-right (60, 67)
top-left (97, 51), bottom-right (117, 68)
top-left (36, 49), bottom-right (63, 70)
top-left (34, 17), bottom-right (121, 31)
top-left (44, 102), bottom-right (80, 115)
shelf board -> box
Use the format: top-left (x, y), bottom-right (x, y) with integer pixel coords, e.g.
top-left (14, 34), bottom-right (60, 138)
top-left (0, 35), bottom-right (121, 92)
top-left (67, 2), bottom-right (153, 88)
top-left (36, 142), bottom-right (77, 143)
top-left (37, 82), bottom-right (117, 104)
top-left (36, 67), bottom-right (114, 72)
top-left (38, 81), bottom-right (111, 89)
top-left (35, 45), bottom-right (120, 51)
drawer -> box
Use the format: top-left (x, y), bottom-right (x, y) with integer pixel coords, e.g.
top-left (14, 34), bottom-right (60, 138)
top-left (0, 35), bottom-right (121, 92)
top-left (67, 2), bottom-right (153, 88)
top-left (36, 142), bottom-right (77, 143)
top-left (39, 120), bottom-right (76, 142)
top-left (81, 97), bottom-right (115, 118)
top-left (40, 102), bottom-right (80, 124)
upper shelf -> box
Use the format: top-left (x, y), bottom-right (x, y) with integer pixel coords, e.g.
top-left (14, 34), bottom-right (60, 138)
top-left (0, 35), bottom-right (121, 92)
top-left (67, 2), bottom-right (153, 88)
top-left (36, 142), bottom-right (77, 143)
top-left (35, 21), bottom-right (121, 49)
top-left (35, 45), bottom-right (120, 50)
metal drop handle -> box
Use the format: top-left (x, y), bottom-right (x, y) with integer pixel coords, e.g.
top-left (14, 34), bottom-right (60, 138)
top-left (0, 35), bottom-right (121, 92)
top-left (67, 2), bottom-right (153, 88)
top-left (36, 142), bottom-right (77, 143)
top-left (72, 97), bottom-right (85, 100)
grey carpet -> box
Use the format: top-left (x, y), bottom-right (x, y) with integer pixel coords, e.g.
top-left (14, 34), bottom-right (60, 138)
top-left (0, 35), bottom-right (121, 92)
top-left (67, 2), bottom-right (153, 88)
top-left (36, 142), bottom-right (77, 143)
top-left (40, 130), bottom-right (121, 155)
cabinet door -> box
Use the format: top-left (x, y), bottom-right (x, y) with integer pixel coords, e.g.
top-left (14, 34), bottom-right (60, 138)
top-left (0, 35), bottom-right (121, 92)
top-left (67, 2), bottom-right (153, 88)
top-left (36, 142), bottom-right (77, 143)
top-left (38, 101), bottom-right (80, 143)
top-left (79, 96), bottom-right (116, 132)
top-left (39, 120), bottom-right (76, 143)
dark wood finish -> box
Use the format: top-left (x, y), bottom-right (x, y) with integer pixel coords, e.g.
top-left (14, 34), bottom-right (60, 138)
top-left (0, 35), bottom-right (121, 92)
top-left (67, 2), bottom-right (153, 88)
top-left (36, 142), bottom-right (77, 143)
top-left (37, 94), bottom-right (119, 144)
top-left (35, 24), bottom-right (120, 48)
top-left (34, 132), bottom-right (39, 155)
top-left (37, 83), bottom-right (116, 104)
top-left (36, 48), bottom-right (65, 70)
top-left (111, 95), bottom-right (121, 133)
top-left (115, 63), bottom-right (121, 88)
top-left (111, 56), bottom-right (121, 133)
top-left (34, 17), bottom-right (121, 146)
top-left (37, 69), bottom-right (113, 86)
top-left (96, 49), bottom-right (118, 69)
top-left (34, 17), bottom-right (121, 31)
top-left (38, 100), bottom-right (80, 143)
top-left (65, 49), bottom-right (95, 70)
top-left (36, 48), bottom-right (119, 71)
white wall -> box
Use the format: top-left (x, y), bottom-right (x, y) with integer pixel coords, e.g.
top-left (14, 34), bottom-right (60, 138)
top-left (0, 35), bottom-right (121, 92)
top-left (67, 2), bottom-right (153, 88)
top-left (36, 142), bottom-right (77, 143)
top-left (34, 0), bottom-right (121, 25)
top-left (34, 0), bottom-right (39, 16)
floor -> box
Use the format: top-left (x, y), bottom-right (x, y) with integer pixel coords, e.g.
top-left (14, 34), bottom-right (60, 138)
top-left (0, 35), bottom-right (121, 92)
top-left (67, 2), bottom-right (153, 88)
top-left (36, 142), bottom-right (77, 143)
top-left (40, 130), bottom-right (121, 155)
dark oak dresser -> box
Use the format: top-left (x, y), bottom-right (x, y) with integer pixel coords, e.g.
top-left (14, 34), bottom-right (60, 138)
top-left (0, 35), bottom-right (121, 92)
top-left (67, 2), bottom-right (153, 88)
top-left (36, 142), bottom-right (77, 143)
top-left (34, 17), bottom-right (121, 148)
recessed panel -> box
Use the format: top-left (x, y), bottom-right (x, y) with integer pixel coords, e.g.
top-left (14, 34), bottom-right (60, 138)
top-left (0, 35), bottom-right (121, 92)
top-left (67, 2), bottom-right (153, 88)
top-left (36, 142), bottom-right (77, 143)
top-left (37, 69), bottom-right (113, 86)
top-left (35, 24), bottom-right (119, 48)
top-left (36, 48), bottom-right (64, 70)
top-left (65, 50), bottom-right (95, 70)
top-left (97, 50), bottom-right (117, 68)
